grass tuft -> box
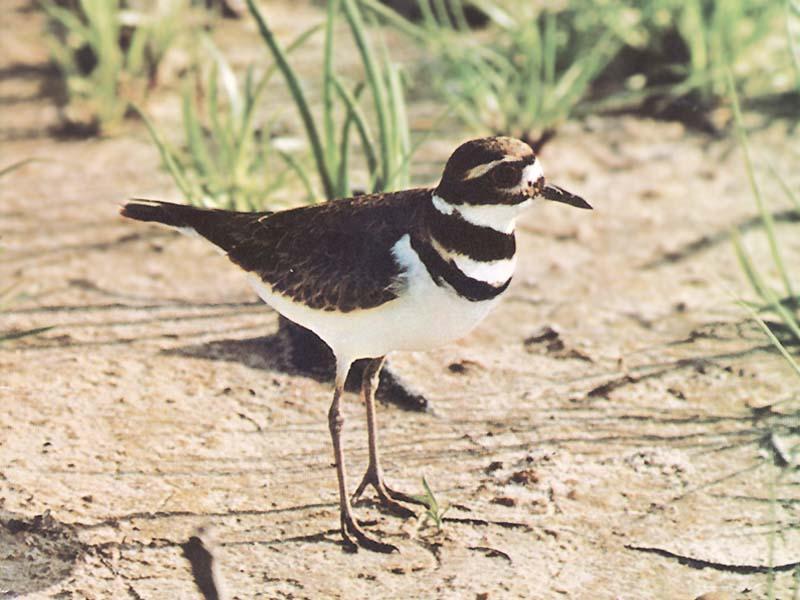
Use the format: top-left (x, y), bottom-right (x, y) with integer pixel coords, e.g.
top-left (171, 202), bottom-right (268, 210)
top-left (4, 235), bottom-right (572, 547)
top-left (40, 0), bottom-right (193, 134)
top-left (138, 29), bottom-right (319, 211)
top-left (596, 0), bottom-right (790, 117)
top-left (369, 0), bottom-right (623, 148)
top-left (729, 71), bottom-right (799, 346)
top-left (246, 0), bottom-right (413, 201)
top-left (412, 476), bottom-right (450, 531)
top-left (728, 70), bottom-right (799, 600)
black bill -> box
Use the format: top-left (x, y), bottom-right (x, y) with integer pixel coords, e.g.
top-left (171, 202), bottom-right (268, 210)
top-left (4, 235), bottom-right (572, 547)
top-left (541, 184), bottom-right (592, 209)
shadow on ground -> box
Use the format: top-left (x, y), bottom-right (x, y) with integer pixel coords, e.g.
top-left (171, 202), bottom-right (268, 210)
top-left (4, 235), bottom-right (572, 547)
top-left (0, 508), bottom-right (81, 595)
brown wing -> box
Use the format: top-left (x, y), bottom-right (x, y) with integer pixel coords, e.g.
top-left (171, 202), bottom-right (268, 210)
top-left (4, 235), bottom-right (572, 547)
top-left (122, 189), bottom-right (432, 312)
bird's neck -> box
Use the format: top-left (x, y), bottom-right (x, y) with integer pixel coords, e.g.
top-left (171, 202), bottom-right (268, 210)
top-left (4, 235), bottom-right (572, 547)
top-left (424, 193), bottom-right (518, 270)
top-left (429, 194), bottom-right (530, 235)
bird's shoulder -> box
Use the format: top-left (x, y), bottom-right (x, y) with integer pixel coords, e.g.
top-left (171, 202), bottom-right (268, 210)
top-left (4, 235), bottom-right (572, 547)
top-left (269, 187), bottom-right (432, 236)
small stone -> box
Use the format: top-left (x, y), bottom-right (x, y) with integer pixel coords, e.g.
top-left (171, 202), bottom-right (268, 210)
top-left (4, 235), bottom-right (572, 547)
top-left (491, 496), bottom-right (517, 507)
top-left (485, 461), bottom-right (503, 474)
top-left (448, 359), bottom-right (483, 373)
top-left (524, 326), bottom-right (560, 346)
top-left (510, 469), bottom-right (540, 486)
top-left (667, 387), bottom-right (686, 401)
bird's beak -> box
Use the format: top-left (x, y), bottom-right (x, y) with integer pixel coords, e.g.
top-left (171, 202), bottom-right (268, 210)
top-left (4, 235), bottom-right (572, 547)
top-left (541, 183), bottom-right (592, 210)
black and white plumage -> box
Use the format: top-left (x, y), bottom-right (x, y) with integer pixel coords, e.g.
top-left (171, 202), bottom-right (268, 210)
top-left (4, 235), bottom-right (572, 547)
top-left (121, 136), bottom-right (591, 553)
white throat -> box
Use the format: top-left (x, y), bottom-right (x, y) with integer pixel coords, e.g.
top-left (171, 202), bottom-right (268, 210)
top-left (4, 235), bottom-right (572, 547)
top-left (432, 194), bottom-right (532, 234)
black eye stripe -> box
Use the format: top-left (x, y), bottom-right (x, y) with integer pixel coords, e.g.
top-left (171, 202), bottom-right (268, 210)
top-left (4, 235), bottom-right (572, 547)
top-left (491, 163), bottom-right (521, 186)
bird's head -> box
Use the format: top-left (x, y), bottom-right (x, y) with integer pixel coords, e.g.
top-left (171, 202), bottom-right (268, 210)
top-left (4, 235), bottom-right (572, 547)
top-left (435, 136), bottom-right (591, 211)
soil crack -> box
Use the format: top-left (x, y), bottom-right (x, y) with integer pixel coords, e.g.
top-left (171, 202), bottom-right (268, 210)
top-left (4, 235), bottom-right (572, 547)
top-left (625, 544), bottom-right (800, 574)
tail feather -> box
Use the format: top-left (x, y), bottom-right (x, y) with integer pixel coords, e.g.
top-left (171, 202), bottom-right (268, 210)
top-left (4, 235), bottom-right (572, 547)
top-left (120, 199), bottom-right (193, 228)
top-left (120, 199), bottom-right (271, 253)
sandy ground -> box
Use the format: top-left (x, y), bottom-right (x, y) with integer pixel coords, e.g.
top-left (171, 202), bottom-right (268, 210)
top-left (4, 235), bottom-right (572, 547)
top-left (1, 1), bottom-right (799, 598)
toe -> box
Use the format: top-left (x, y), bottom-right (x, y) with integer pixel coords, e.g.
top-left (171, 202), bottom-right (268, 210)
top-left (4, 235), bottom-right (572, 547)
top-left (342, 516), bottom-right (398, 554)
top-left (385, 486), bottom-right (427, 507)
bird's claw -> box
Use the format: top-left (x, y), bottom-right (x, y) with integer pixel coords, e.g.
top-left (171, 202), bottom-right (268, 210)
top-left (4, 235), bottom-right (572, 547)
top-left (340, 512), bottom-right (398, 554)
top-left (351, 465), bottom-right (424, 519)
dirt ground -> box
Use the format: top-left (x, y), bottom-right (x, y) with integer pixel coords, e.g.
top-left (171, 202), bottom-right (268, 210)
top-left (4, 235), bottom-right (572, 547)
top-left (1, 1), bottom-right (799, 598)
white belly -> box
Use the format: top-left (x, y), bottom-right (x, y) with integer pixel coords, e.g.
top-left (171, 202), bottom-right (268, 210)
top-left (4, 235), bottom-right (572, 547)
top-left (247, 235), bottom-right (506, 364)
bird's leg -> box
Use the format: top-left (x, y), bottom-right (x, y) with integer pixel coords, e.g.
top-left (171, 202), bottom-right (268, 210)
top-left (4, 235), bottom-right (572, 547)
top-left (351, 357), bottom-right (426, 516)
top-left (328, 360), bottom-right (397, 553)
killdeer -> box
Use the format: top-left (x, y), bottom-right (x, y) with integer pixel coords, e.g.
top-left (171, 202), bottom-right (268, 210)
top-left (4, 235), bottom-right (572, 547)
top-left (121, 136), bottom-right (591, 553)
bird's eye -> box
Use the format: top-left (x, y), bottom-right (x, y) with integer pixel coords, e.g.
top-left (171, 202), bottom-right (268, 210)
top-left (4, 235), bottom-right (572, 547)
top-left (491, 164), bottom-right (519, 188)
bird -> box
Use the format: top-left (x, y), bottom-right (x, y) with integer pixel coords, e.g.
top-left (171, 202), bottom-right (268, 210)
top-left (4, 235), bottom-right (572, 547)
top-left (121, 136), bottom-right (591, 553)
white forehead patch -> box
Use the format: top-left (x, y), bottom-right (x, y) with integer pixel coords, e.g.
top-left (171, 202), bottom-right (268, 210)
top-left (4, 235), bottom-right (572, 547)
top-left (503, 160), bottom-right (544, 194)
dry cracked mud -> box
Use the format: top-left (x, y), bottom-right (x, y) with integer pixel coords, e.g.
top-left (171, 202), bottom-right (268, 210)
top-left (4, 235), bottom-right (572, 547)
top-left (1, 1), bottom-right (799, 598)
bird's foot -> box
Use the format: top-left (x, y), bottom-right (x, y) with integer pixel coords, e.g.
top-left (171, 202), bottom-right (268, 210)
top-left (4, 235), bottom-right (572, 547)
top-left (340, 512), bottom-right (397, 554)
top-left (351, 465), bottom-right (425, 519)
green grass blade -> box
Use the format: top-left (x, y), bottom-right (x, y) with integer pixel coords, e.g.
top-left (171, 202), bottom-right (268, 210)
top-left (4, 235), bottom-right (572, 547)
top-left (335, 83), bottom-right (365, 197)
top-left (342, 0), bottom-right (391, 190)
top-left (249, 22), bottom-right (325, 93)
top-left (41, 1), bottom-right (93, 46)
top-left (181, 85), bottom-right (214, 179)
top-left (788, 0), bottom-right (800, 86)
top-left (375, 30), bottom-right (402, 188)
top-left (769, 163), bottom-right (800, 213)
top-left (732, 228), bottom-right (770, 301)
top-left (740, 301), bottom-right (800, 378)
top-left (386, 63), bottom-right (409, 190)
top-left (357, 0), bottom-right (428, 41)
top-left (734, 232), bottom-right (800, 343)
top-left (207, 63), bottom-right (233, 172)
top-left (278, 150), bottom-right (316, 202)
top-left (449, 0), bottom-right (469, 31)
top-left (468, 0), bottom-right (513, 28)
top-left (135, 105), bottom-right (193, 199)
top-left (431, 0), bottom-right (454, 29)
top-left (728, 70), bottom-right (795, 300)
top-left (416, 0), bottom-right (439, 30)
top-left (333, 77), bottom-right (378, 186)
top-left (418, 476), bottom-right (436, 511)
top-left (205, 37), bottom-right (242, 119)
top-left (0, 158), bottom-right (38, 179)
top-left (0, 326), bottom-right (54, 344)
top-left (542, 11), bottom-right (556, 87)
top-left (323, 0), bottom-right (340, 178)
top-left (237, 22), bottom-right (322, 174)
top-left (125, 20), bottom-right (148, 76)
top-left (246, 0), bottom-right (334, 199)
